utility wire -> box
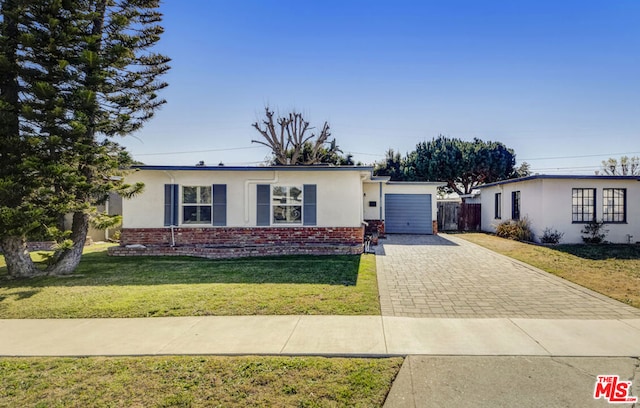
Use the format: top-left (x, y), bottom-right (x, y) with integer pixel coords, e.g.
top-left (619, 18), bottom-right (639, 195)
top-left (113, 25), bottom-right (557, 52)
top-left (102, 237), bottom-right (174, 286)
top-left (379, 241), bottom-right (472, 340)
top-left (522, 151), bottom-right (640, 161)
top-left (135, 146), bottom-right (262, 156)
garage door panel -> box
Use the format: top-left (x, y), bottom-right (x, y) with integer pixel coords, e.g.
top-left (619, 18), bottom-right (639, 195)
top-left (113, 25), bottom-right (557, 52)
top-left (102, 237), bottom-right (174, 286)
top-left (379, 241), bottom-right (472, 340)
top-left (385, 194), bottom-right (432, 234)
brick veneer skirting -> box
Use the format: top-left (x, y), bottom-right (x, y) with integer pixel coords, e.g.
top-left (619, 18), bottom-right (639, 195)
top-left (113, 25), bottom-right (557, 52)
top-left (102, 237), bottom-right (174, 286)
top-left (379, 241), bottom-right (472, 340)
top-left (109, 226), bottom-right (365, 259)
top-left (364, 219), bottom-right (385, 238)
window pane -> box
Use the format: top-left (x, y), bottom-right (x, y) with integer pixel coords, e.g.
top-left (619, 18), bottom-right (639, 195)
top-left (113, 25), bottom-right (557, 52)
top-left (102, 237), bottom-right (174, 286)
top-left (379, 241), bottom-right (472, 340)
top-left (273, 205), bottom-right (302, 224)
top-left (273, 205), bottom-right (287, 222)
top-left (200, 186), bottom-right (212, 204)
top-left (183, 205), bottom-right (211, 224)
top-left (273, 186), bottom-right (287, 204)
top-left (286, 206), bottom-right (302, 223)
top-left (183, 187), bottom-right (197, 204)
top-left (183, 206), bottom-right (198, 223)
top-left (289, 187), bottom-right (302, 204)
top-left (198, 206), bottom-right (212, 222)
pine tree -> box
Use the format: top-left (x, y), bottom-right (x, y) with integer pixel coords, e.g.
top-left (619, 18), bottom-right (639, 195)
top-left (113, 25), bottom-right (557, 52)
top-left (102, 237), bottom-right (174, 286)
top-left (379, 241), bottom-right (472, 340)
top-left (0, 0), bottom-right (43, 277)
top-left (0, 0), bottom-right (170, 277)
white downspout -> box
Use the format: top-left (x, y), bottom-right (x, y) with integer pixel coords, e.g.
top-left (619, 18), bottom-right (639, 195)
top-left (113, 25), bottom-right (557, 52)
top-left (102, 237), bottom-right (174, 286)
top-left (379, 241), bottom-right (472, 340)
top-left (359, 173), bottom-right (367, 225)
top-left (244, 171), bottom-right (279, 223)
top-left (379, 181), bottom-right (383, 220)
top-left (164, 171), bottom-right (176, 247)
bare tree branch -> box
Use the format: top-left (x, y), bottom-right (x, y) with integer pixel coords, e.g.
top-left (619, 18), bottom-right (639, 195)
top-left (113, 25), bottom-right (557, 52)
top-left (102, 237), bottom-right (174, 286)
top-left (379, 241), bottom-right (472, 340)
top-left (600, 156), bottom-right (640, 176)
top-left (252, 107), bottom-right (335, 165)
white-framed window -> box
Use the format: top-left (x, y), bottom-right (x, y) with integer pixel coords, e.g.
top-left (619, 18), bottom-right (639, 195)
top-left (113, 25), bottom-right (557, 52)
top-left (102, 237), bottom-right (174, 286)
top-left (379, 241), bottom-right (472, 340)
top-left (183, 186), bottom-right (212, 224)
top-left (272, 186), bottom-right (302, 224)
top-left (495, 192), bottom-right (502, 219)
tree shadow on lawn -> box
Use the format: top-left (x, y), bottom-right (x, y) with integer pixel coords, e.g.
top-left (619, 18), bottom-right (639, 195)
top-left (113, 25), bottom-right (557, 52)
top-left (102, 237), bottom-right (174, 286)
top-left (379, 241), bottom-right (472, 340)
top-left (0, 290), bottom-right (41, 302)
top-left (0, 253), bottom-right (363, 288)
top-left (553, 244), bottom-right (640, 260)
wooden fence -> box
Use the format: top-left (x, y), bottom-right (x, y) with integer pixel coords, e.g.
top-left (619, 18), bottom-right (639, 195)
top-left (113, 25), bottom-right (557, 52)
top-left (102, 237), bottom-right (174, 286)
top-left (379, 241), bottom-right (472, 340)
top-left (437, 202), bottom-right (481, 231)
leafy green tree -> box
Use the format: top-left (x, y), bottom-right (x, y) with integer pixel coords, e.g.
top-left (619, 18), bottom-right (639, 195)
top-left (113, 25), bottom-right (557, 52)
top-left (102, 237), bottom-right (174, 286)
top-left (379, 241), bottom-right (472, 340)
top-left (0, 0), bottom-right (169, 277)
top-left (512, 161), bottom-right (532, 178)
top-left (407, 136), bottom-right (517, 195)
top-left (373, 149), bottom-right (407, 180)
top-left (375, 136), bottom-right (518, 194)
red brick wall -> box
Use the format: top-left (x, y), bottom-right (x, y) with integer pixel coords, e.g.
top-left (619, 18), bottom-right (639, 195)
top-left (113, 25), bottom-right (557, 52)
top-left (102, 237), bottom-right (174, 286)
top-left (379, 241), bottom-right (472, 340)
top-left (111, 226), bottom-right (365, 258)
top-left (119, 226), bottom-right (364, 247)
top-left (108, 243), bottom-right (363, 259)
top-left (364, 220), bottom-right (385, 237)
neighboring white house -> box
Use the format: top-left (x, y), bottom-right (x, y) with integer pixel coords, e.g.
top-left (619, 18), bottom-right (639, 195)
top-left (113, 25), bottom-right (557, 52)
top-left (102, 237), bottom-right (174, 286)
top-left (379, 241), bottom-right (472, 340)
top-left (475, 175), bottom-right (640, 244)
top-left (109, 165), bottom-right (443, 258)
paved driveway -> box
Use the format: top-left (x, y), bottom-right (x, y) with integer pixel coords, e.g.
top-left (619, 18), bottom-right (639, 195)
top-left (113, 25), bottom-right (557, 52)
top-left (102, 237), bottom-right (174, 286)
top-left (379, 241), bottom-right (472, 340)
top-left (376, 234), bottom-right (640, 319)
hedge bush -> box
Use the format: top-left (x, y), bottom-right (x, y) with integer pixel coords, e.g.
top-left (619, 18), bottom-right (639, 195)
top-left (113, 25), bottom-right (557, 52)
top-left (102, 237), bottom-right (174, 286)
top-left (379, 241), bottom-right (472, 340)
top-left (495, 218), bottom-right (534, 242)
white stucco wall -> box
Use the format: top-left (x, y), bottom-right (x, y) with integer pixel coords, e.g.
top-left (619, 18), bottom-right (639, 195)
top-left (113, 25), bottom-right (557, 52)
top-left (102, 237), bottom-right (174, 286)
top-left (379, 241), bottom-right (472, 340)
top-left (122, 168), bottom-right (369, 228)
top-left (363, 182), bottom-right (383, 220)
top-left (537, 178), bottom-right (639, 244)
top-left (479, 177), bottom-right (640, 244)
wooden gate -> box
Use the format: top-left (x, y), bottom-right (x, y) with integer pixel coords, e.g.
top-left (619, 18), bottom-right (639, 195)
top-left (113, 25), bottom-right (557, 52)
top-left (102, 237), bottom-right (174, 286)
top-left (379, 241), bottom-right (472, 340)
top-left (437, 202), bottom-right (459, 231)
top-left (458, 203), bottom-right (481, 231)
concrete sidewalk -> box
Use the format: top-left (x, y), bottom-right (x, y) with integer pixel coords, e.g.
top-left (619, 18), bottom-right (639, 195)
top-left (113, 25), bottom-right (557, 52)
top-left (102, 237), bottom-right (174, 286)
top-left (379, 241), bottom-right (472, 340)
top-left (2, 316), bottom-right (640, 357)
top-left (384, 355), bottom-right (640, 408)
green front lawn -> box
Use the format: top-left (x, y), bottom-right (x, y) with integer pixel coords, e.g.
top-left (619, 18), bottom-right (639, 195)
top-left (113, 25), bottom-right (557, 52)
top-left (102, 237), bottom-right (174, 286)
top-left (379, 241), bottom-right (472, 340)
top-left (457, 233), bottom-right (640, 309)
top-left (0, 356), bottom-right (403, 407)
top-left (0, 249), bottom-right (380, 318)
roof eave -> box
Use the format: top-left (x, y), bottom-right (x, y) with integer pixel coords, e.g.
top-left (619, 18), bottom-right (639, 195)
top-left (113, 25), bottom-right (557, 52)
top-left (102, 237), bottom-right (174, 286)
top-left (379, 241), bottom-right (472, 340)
top-left (132, 165), bottom-right (375, 172)
top-left (476, 174), bottom-right (640, 189)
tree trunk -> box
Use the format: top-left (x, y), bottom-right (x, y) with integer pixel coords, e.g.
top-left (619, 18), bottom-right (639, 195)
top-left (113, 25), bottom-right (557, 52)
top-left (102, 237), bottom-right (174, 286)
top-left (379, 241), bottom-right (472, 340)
top-left (0, 236), bottom-right (42, 278)
top-left (45, 211), bottom-right (89, 276)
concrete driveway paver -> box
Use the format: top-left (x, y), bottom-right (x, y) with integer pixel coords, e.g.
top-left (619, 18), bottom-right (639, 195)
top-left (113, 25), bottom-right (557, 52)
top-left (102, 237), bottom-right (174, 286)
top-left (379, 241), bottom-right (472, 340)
top-left (376, 233), bottom-right (640, 319)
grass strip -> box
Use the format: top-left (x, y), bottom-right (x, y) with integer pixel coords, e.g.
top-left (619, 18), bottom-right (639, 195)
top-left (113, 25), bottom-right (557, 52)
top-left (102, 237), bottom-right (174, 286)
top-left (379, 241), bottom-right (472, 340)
top-left (0, 355), bottom-right (403, 407)
top-left (0, 249), bottom-right (380, 318)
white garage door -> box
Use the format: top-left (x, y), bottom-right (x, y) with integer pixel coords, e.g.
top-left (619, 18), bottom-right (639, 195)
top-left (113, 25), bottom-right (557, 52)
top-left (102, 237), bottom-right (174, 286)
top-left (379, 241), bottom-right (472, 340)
top-left (385, 194), bottom-right (433, 234)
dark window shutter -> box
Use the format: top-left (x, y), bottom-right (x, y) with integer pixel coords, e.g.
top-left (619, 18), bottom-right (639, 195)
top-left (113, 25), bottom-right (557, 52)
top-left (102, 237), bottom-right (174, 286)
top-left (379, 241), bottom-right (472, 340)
top-left (256, 184), bottom-right (270, 226)
top-left (164, 184), bottom-right (179, 226)
top-left (212, 184), bottom-right (227, 226)
top-left (303, 184), bottom-right (317, 226)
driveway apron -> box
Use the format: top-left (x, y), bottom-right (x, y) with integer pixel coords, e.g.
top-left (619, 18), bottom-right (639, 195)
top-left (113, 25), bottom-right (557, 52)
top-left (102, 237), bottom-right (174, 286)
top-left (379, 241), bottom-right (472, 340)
top-left (375, 233), bottom-right (640, 319)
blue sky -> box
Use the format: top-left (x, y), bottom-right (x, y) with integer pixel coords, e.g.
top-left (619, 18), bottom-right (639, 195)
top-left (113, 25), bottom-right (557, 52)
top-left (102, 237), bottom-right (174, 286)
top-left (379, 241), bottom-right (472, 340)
top-left (119, 0), bottom-right (640, 174)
